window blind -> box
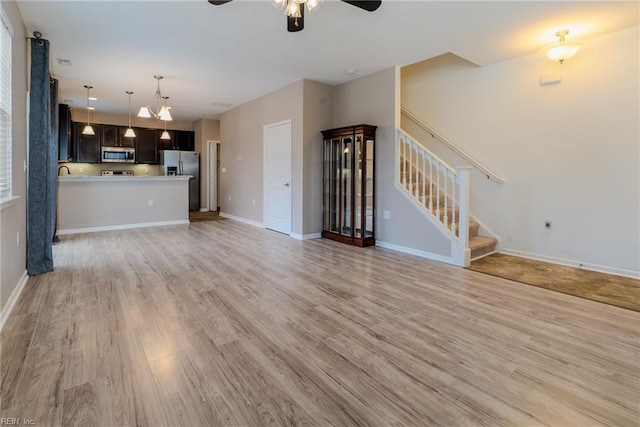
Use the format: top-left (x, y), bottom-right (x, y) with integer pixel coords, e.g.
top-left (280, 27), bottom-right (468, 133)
top-left (0, 9), bottom-right (13, 198)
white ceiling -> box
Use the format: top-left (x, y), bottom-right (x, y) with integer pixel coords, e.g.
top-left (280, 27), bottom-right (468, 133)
top-left (16, 0), bottom-right (639, 122)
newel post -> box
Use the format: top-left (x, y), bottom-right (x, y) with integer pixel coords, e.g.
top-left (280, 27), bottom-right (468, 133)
top-left (457, 166), bottom-right (472, 249)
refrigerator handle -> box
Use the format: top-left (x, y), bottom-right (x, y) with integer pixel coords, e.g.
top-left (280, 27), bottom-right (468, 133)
top-left (179, 160), bottom-right (183, 175)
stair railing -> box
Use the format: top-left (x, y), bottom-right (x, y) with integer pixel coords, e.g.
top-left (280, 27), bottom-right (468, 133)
top-left (401, 106), bottom-right (505, 184)
top-left (397, 128), bottom-right (470, 252)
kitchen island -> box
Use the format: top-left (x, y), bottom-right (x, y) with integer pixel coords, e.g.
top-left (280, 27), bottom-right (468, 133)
top-left (57, 175), bottom-right (191, 235)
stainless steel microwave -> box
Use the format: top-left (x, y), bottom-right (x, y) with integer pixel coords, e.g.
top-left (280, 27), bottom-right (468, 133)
top-left (101, 146), bottom-right (135, 163)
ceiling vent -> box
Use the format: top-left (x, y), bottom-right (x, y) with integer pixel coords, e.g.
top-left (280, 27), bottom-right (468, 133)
top-left (211, 101), bottom-right (233, 108)
top-left (57, 58), bottom-right (72, 66)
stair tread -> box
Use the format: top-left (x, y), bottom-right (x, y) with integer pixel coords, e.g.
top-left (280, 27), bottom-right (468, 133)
top-left (469, 235), bottom-right (497, 249)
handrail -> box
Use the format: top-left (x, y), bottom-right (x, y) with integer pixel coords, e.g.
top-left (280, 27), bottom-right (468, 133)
top-left (401, 106), bottom-right (505, 184)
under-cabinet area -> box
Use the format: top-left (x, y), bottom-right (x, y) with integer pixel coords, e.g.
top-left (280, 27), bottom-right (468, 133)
top-left (322, 124), bottom-right (376, 247)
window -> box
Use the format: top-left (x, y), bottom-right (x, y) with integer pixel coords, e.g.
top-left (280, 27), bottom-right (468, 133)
top-left (0, 8), bottom-right (13, 200)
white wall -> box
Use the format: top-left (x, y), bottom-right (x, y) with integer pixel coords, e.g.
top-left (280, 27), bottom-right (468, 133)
top-left (401, 27), bottom-right (640, 277)
top-left (0, 1), bottom-right (28, 314)
top-left (334, 68), bottom-right (451, 257)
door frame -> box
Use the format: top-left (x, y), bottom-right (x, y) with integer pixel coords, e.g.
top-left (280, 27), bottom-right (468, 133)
top-left (263, 119), bottom-right (292, 235)
top-left (206, 140), bottom-right (220, 212)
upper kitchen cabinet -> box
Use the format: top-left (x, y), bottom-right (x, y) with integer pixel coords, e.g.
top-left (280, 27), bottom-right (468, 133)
top-left (135, 128), bottom-right (158, 164)
top-left (58, 104), bottom-right (73, 162)
top-left (102, 125), bottom-right (135, 147)
top-left (159, 130), bottom-right (195, 151)
top-left (73, 122), bottom-right (101, 163)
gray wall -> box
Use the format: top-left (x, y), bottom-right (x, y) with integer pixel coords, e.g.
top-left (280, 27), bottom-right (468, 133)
top-left (302, 80), bottom-right (334, 235)
top-left (219, 80), bottom-right (304, 232)
top-left (0, 0), bottom-right (28, 312)
top-left (333, 68), bottom-right (451, 256)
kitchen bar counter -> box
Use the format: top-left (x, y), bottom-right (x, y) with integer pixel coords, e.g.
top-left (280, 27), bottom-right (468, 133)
top-left (57, 175), bottom-right (191, 235)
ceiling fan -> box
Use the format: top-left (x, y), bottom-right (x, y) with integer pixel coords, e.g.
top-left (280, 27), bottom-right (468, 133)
top-left (207, 0), bottom-right (382, 33)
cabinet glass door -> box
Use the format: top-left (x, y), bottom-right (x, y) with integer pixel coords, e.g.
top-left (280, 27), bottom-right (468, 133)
top-left (329, 139), bottom-right (340, 233)
top-left (365, 138), bottom-right (374, 238)
top-left (341, 137), bottom-right (352, 236)
top-left (354, 136), bottom-right (362, 238)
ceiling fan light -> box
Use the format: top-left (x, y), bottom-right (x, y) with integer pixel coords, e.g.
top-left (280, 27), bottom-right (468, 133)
top-left (306, 0), bottom-right (323, 13)
top-left (271, 0), bottom-right (286, 9)
top-left (160, 130), bottom-right (171, 140)
top-left (82, 125), bottom-right (95, 136)
top-left (124, 128), bottom-right (136, 138)
top-left (137, 106), bottom-right (152, 118)
top-left (159, 106), bottom-right (172, 121)
top-left (285, 1), bottom-right (301, 17)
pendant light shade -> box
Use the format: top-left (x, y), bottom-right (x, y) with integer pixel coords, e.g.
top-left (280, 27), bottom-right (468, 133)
top-left (160, 130), bottom-right (171, 140)
top-left (82, 85), bottom-right (95, 136)
top-left (137, 106), bottom-right (152, 118)
top-left (125, 91), bottom-right (136, 138)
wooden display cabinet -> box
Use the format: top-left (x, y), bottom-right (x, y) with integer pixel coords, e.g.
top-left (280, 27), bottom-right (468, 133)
top-left (321, 124), bottom-right (376, 247)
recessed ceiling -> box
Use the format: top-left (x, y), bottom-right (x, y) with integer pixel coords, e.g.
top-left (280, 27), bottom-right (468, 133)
top-left (16, 1), bottom-right (639, 123)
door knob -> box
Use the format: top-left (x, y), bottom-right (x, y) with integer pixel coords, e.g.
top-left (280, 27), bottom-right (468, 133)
top-left (283, 182), bottom-right (290, 187)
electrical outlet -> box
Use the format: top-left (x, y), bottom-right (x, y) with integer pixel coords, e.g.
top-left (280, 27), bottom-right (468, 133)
top-left (383, 210), bottom-right (391, 219)
top-left (221, 167), bottom-right (226, 173)
top-left (16, 231), bottom-right (20, 246)
top-left (148, 199), bottom-right (154, 207)
top-left (228, 195), bottom-right (231, 201)
top-left (252, 199), bottom-right (255, 206)
top-left (545, 219), bottom-right (552, 229)
top-left (79, 167), bottom-right (84, 173)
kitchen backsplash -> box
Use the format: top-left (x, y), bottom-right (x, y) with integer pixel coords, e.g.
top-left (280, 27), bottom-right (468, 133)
top-left (59, 163), bottom-right (162, 176)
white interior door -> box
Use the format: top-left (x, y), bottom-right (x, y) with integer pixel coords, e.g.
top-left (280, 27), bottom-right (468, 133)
top-left (207, 141), bottom-right (219, 211)
top-left (263, 120), bottom-right (292, 235)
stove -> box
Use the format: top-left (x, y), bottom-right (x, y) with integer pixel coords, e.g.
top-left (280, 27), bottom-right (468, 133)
top-left (101, 170), bottom-right (134, 176)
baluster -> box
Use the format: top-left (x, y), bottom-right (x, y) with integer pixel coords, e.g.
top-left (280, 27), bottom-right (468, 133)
top-left (435, 163), bottom-right (441, 220)
top-left (409, 142), bottom-right (413, 195)
top-left (402, 137), bottom-right (407, 187)
top-left (422, 151), bottom-right (427, 208)
top-left (443, 169), bottom-right (448, 228)
top-left (451, 175), bottom-right (457, 237)
top-left (428, 156), bottom-right (433, 213)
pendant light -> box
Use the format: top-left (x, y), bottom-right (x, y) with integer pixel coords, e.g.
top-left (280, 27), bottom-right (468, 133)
top-left (138, 75), bottom-right (173, 121)
top-left (160, 96), bottom-right (171, 140)
top-left (82, 85), bottom-right (95, 135)
top-left (124, 91), bottom-right (136, 138)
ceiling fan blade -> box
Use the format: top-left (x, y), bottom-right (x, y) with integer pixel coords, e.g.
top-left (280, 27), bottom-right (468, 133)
top-left (287, 6), bottom-right (304, 33)
top-left (207, 0), bottom-right (233, 5)
top-left (341, 0), bottom-right (382, 12)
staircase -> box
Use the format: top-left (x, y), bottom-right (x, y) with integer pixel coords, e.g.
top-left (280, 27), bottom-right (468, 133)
top-left (396, 128), bottom-right (497, 266)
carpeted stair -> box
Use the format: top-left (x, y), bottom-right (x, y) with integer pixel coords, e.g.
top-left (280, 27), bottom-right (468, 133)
top-left (402, 166), bottom-right (497, 260)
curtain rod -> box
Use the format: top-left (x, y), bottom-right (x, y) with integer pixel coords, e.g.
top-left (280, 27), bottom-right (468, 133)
top-left (26, 30), bottom-right (44, 46)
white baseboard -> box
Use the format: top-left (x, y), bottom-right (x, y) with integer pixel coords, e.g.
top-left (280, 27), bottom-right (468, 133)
top-left (291, 232), bottom-right (322, 240)
top-left (377, 240), bottom-right (457, 266)
top-left (219, 212), bottom-right (264, 228)
top-left (57, 220), bottom-right (190, 235)
top-left (500, 248), bottom-right (640, 279)
top-left (0, 270), bottom-right (28, 332)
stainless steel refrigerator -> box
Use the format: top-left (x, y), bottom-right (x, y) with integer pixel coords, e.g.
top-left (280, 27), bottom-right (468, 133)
top-left (159, 150), bottom-right (200, 211)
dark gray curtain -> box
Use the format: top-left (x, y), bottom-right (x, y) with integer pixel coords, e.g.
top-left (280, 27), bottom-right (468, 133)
top-left (27, 38), bottom-right (57, 276)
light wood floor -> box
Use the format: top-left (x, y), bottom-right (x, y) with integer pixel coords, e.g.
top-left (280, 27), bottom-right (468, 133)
top-left (2, 219), bottom-right (639, 426)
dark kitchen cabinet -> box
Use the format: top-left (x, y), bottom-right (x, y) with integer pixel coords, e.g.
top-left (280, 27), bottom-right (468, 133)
top-left (175, 130), bottom-right (195, 151)
top-left (102, 125), bottom-right (135, 147)
top-left (158, 130), bottom-right (194, 151)
top-left (118, 127), bottom-right (136, 147)
top-left (101, 125), bottom-right (118, 146)
top-left (58, 104), bottom-right (73, 162)
top-left (73, 122), bottom-right (101, 163)
top-left (135, 128), bottom-right (158, 164)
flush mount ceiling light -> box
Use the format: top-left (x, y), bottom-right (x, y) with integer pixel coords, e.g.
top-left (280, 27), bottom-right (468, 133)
top-left (541, 30), bottom-right (584, 64)
top-left (124, 91), bottom-right (136, 138)
top-left (138, 75), bottom-right (173, 121)
top-left (82, 85), bottom-right (95, 136)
